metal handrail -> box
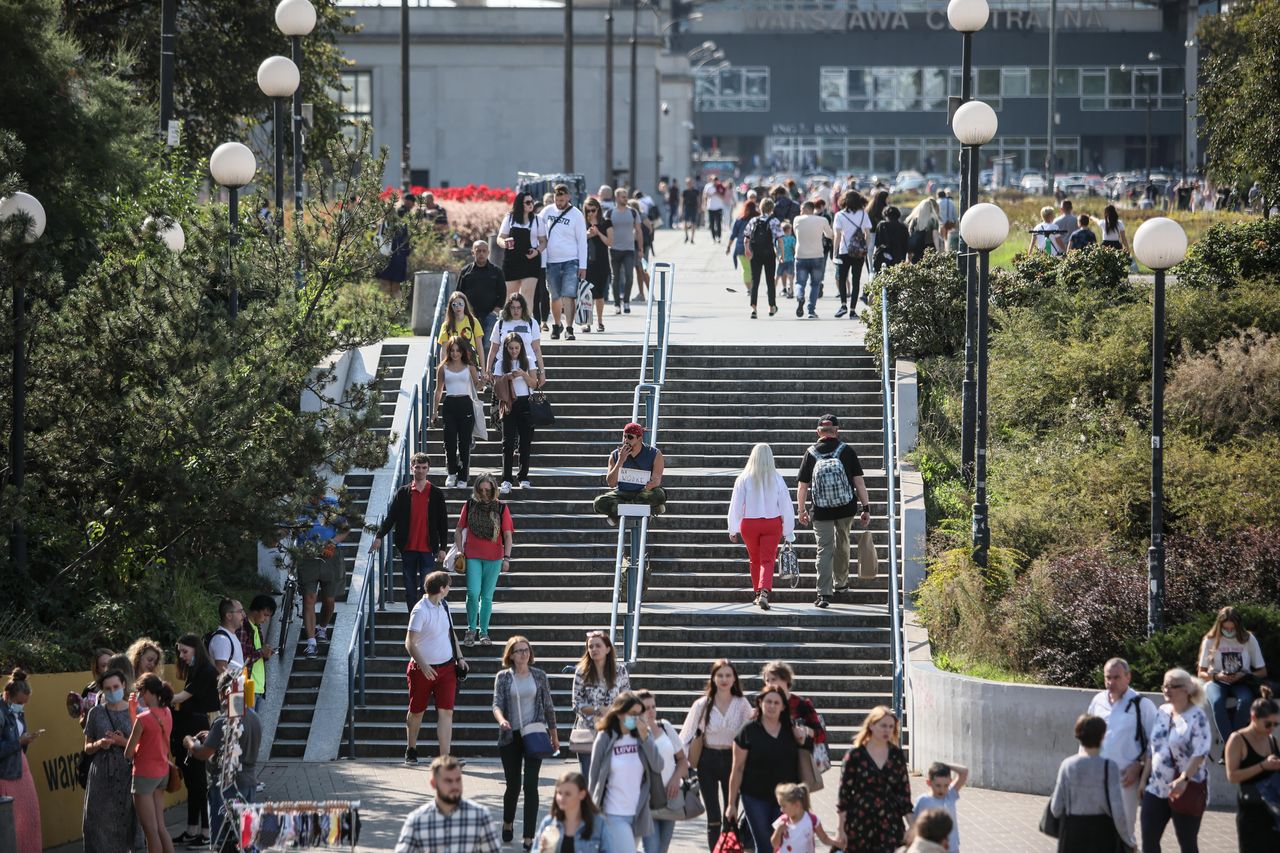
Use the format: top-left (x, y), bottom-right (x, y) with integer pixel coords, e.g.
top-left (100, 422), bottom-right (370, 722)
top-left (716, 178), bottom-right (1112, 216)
top-left (608, 262), bottom-right (676, 664)
top-left (879, 284), bottom-right (905, 720)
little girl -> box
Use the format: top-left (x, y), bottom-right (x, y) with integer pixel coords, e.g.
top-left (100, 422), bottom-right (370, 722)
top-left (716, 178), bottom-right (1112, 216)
top-left (776, 222), bottom-right (797, 300)
top-left (771, 783), bottom-right (841, 853)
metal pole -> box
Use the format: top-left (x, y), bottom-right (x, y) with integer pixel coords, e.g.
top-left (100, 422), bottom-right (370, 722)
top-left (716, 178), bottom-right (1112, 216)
top-left (228, 188), bottom-right (239, 321)
top-left (971, 249), bottom-right (990, 568)
top-left (1145, 87), bottom-right (1153, 186)
top-left (881, 284), bottom-right (903, 719)
top-left (292, 36), bottom-right (305, 215)
top-left (400, 0), bottom-right (410, 192)
top-left (9, 268), bottom-right (26, 575)
top-left (1148, 268), bottom-right (1166, 635)
top-left (1181, 91), bottom-right (1189, 182)
top-left (564, 0), bottom-right (575, 171)
top-left (959, 29), bottom-right (977, 488)
top-left (273, 98), bottom-right (285, 229)
top-left (606, 0), bottom-right (615, 184)
top-left (1046, 0), bottom-right (1057, 180)
top-left (159, 0), bottom-right (177, 143)
top-left (629, 0), bottom-right (639, 186)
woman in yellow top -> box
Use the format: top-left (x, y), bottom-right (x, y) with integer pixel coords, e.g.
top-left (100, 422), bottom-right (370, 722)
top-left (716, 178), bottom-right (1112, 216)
top-left (436, 291), bottom-right (486, 361)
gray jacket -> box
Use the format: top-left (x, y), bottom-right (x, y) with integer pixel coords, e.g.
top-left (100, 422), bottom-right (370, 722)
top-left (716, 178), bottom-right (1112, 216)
top-left (587, 729), bottom-right (662, 838)
top-left (492, 667), bottom-right (556, 748)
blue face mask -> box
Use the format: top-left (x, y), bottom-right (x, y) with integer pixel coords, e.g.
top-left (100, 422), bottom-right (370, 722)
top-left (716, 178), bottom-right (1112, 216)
top-left (105, 688), bottom-right (125, 704)
top-left (1222, 629), bottom-right (1237, 639)
top-left (622, 716), bottom-right (638, 732)
top-left (7, 702), bottom-right (23, 715)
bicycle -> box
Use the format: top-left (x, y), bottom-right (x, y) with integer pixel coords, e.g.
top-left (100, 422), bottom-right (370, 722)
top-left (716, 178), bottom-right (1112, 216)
top-left (277, 569), bottom-right (302, 652)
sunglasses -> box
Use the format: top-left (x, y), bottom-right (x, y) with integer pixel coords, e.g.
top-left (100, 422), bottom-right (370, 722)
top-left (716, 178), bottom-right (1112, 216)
top-left (1263, 720), bottom-right (1278, 730)
top-left (524, 199), bottom-right (535, 205)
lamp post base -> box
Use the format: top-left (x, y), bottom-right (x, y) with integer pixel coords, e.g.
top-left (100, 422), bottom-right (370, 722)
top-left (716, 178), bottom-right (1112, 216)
top-left (1147, 544), bottom-right (1164, 637)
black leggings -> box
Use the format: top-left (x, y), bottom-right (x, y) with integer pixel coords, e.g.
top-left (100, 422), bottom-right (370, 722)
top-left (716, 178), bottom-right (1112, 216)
top-left (709, 209), bottom-right (724, 241)
top-left (441, 395), bottom-right (474, 477)
top-left (498, 732), bottom-right (543, 836)
top-left (1141, 790), bottom-right (1202, 853)
top-left (749, 252), bottom-right (777, 309)
top-left (698, 746), bottom-right (732, 850)
top-left (179, 748), bottom-right (209, 829)
top-left (836, 253), bottom-right (865, 306)
top-left (502, 396), bottom-right (534, 482)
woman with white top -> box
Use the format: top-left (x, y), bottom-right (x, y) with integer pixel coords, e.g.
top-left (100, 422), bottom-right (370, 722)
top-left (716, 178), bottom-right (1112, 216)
top-left (832, 191), bottom-right (872, 318)
top-left (1028, 206), bottom-right (1059, 256)
top-left (492, 636), bottom-right (559, 851)
top-left (500, 191), bottom-right (548, 307)
top-left (433, 335), bottom-right (482, 488)
top-left (636, 689), bottom-right (690, 853)
top-left (486, 293), bottom-right (545, 388)
top-left (680, 659), bottom-right (754, 851)
top-left (588, 691), bottom-right (663, 853)
top-left (1100, 205), bottom-right (1130, 254)
top-left (1197, 606), bottom-right (1269, 742)
top-left (728, 443), bottom-right (796, 611)
top-left (493, 332), bottom-right (537, 494)
top-left (1142, 668), bottom-right (1212, 853)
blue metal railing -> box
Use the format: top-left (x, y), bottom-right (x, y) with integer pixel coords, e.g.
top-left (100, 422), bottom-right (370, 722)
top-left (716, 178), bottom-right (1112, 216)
top-left (879, 284), bottom-right (905, 720)
top-left (344, 272), bottom-right (451, 757)
top-left (608, 262), bottom-right (676, 664)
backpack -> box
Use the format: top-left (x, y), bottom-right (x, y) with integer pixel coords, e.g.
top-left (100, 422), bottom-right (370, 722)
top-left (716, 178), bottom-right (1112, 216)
top-left (204, 626), bottom-right (238, 663)
top-left (747, 215), bottom-right (776, 256)
top-left (1126, 695), bottom-right (1149, 752)
top-left (809, 444), bottom-right (854, 509)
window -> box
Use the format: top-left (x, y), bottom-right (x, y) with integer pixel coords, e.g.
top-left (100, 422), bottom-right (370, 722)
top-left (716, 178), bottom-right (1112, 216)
top-left (696, 67), bottom-right (769, 112)
top-left (336, 70), bottom-right (372, 125)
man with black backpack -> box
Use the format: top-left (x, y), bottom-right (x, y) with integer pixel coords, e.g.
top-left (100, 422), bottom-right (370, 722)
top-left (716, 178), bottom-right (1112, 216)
top-left (744, 198), bottom-right (784, 318)
top-left (1086, 657), bottom-right (1158, 838)
top-left (796, 414), bottom-right (871, 608)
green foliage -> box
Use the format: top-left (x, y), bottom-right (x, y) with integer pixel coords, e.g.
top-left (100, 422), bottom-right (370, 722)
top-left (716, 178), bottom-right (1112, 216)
top-left (1198, 0), bottom-right (1280, 207)
top-left (1167, 329), bottom-right (1280, 445)
top-left (1175, 216), bottom-right (1280, 292)
top-left (1124, 604), bottom-right (1280, 693)
top-left (914, 545), bottom-right (1026, 671)
top-left (864, 251), bottom-right (966, 367)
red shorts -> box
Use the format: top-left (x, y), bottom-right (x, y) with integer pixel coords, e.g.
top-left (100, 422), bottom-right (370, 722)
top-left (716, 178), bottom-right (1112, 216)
top-left (407, 659), bottom-right (456, 714)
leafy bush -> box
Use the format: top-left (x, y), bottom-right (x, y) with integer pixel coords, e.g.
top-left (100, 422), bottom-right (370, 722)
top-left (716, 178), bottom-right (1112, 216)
top-left (864, 251), bottom-right (966, 367)
top-left (1124, 604), bottom-right (1280, 693)
top-left (1176, 216), bottom-right (1280, 291)
top-left (914, 545), bottom-right (1025, 671)
top-left (1167, 329), bottom-right (1280, 445)
top-left (1054, 245), bottom-right (1133, 302)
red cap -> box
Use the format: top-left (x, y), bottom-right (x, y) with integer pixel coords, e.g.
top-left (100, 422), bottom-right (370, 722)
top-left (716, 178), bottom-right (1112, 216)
top-left (623, 422), bottom-right (645, 437)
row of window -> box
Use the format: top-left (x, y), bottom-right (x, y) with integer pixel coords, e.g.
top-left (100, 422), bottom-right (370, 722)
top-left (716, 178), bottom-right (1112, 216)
top-left (695, 65), bottom-right (1185, 113)
top-left (765, 134), bottom-right (1083, 175)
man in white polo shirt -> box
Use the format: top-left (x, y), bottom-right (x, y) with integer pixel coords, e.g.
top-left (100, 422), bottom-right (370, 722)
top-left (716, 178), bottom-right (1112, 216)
top-left (404, 571), bottom-right (468, 765)
top-left (792, 201), bottom-right (834, 319)
top-left (1085, 657), bottom-right (1157, 837)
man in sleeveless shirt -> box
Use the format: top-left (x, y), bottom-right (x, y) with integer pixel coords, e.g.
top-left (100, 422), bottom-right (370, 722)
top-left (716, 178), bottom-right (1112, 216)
top-left (593, 422), bottom-right (667, 525)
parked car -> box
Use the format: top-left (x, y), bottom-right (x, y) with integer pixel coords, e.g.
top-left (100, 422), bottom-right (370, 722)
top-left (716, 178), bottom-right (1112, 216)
top-left (1019, 172), bottom-right (1048, 193)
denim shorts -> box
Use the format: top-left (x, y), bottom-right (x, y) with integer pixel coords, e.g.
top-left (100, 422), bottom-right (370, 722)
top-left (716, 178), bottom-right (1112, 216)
top-left (546, 260), bottom-right (581, 300)
top-left (776, 260), bottom-right (795, 276)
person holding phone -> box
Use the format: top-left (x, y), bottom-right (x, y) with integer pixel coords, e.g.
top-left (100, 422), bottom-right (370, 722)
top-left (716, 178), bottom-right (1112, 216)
top-left (593, 422), bottom-right (666, 526)
top-left (0, 668), bottom-right (43, 853)
top-left (83, 668), bottom-right (135, 853)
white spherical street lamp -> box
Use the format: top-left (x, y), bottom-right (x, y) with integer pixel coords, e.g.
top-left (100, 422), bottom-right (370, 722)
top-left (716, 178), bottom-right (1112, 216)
top-left (276, 0), bottom-right (315, 218)
top-left (143, 217), bottom-right (186, 254)
top-left (947, 0), bottom-right (989, 33)
top-left (209, 142), bottom-right (257, 189)
top-left (958, 202), bottom-right (1009, 251)
top-left (1132, 216), bottom-right (1188, 271)
top-left (0, 192), bottom-right (47, 243)
top-left (275, 0), bottom-right (316, 36)
top-left (257, 56), bottom-right (300, 98)
top-left (951, 100), bottom-right (998, 146)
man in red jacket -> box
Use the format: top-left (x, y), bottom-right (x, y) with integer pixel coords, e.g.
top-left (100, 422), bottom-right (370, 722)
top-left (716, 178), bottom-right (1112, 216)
top-left (371, 452), bottom-right (449, 608)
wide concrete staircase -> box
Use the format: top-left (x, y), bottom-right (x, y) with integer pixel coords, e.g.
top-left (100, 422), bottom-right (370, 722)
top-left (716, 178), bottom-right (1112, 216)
top-left (335, 341), bottom-right (894, 759)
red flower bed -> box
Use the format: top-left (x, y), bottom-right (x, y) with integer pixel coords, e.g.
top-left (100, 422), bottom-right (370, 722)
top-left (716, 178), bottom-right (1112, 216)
top-left (380, 183), bottom-right (515, 203)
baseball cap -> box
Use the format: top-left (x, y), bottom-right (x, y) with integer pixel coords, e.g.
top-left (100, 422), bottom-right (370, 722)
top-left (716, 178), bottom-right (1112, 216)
top-left (817, 414), bottom-right (839, 428)
top-left (623, 422), bottom-right (645, 437)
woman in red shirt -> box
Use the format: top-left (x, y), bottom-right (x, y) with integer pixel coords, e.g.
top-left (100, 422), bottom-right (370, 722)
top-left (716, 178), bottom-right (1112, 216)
top-left (125, 674), bottom-right (175, 853)
top-left (457, 472), bottom-right (516, 647)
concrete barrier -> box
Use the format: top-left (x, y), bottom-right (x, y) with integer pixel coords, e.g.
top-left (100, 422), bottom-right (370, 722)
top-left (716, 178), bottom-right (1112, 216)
top-left (895, 358), bottom-right (919, 458)
top-left (410, 270), bottom-right (447, 336)
top-left (904, 613), bottom-right (1236, 806)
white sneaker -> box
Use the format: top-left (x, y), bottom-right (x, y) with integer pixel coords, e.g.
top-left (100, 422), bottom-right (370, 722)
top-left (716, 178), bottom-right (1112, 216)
top-left (500, 481), bottom-right (512, 495)
top-left (444, 474), bottom-right (457, 488)
top-left (315, 625), bottom-right (328, 642)
top-left (519, 480), bottom-right (531, 490)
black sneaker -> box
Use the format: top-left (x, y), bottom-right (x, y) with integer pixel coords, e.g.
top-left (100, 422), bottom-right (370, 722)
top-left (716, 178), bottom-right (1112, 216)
top-left (404, 746), bottom-right (419, 765)
top-left (565, 327), bottom-right (576, 340)
top-left (815, 595), bottom-right (830, 609)
top-left (808, 309), bottom-right (818, 319)
top-left (186, 836), bottom-right (209, 849)
top-left (551, 324), bottom-right (562, 340)
top-left (623, 303), bottom-right (631, 314)
top-left (795, 302), bottom-right (804, 317)
top-left (834, 304), bottom-right (849, 318)
top-left (833, 584), bottom-right (850, 594)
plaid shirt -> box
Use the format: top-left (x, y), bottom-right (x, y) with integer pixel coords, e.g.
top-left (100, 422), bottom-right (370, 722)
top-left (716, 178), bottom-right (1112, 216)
top-left (393, 798), bottom-right (500, 853)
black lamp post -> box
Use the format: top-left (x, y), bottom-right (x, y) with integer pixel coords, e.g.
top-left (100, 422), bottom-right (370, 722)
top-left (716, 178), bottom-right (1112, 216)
top-left (258, 56), bottom-right (300, 231)
top-left (1131, 216), bottom-right (1188, 636)
top-left (159, 0), bottom-right (178, 145)
top-left (275, 0), bottom-right (316, 214)
top-left (210, 143), bottom-right (257, 321)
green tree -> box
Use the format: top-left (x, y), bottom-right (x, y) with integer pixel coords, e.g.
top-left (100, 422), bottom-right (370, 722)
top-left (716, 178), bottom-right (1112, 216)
top-left (1198, 0), bottom-right (1280, 212)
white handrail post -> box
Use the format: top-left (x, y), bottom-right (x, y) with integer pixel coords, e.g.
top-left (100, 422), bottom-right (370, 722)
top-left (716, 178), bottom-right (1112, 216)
top-left (880, 285), bottom-right (904, 719)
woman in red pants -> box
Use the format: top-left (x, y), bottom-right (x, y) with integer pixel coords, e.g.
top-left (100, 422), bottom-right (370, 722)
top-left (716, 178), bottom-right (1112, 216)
top-left (728, 443), bottom-right (796, 610)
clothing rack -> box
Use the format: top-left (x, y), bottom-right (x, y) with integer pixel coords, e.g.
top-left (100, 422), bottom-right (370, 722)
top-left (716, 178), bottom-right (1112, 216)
top-left (226, 800), bottom-right (362, 851)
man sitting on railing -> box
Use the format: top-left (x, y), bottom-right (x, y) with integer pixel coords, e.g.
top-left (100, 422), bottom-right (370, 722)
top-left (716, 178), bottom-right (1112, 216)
top-left (593, 422), bottom-right (666, 526)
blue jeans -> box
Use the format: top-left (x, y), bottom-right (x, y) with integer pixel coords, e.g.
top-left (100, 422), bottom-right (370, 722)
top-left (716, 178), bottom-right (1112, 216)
top-left (401, 551), bottom-right (435, 605)
top-left (641, 818), bottom-right (675, 853)
top-left (1205, 679), bottom-right (1254, 739)
top-left (209, 781), bottom-right (254, 849)
top-left (603, 813), bottom-right (640, 852)
top-left (795, 257), bottom-right (825, 310)
top-left (479, 312), bottom-right (498, 354)
top-left (547, 260), bottom-right (580, 300)
top-left (610, 249), bottom-right (636, 304)
top-left (740, 793), bottom-right (780, 853)
top-left (465, 557), bottom-right (502, 633)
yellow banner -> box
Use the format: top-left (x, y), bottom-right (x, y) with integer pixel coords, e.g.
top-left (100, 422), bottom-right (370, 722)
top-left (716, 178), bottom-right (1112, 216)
top-left (22, 670), bottom-right (186, 849)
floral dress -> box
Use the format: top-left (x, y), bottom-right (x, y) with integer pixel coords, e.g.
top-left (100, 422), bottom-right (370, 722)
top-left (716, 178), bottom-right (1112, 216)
top-left (570, 663), bottom-right (630, 745)
top-left (82, 705), bottom-right (136, 853)
top-left (1145, 702), bottom-right (1211, 800)
top-left (837, 744), bottom-right (912, 853)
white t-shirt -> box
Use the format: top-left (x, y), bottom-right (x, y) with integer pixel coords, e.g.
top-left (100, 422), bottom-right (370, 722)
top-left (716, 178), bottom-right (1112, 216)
top-left (1101, 219), bottom-right (1126, 242)
top-left (1087, 688), bottom-right (1158, 767)
top-left (407, 597), bottom-right (455, 666)
top-left (208, 627), bottom-right (244, 668)
top-left (1031, 221), bottom-right (1057, 253)
top-left (834, 209), bottom-right (871, 254)
top-left (793, 214), bottom-right (834, 260)
top-left (491, 317), bottom-right (540, 371)
top-left (602, 736), bottom-right (645, 816)
top-left (703, 183), bottom-right (727, 211)
top-left (914, 790), bottom-right (960, 852)
top-left (771, 811), bottom-right (821, 853)
top-left (1199, 633), bottom-right (1266, 676)
top-left (654, 721), bottom-right (682, 786)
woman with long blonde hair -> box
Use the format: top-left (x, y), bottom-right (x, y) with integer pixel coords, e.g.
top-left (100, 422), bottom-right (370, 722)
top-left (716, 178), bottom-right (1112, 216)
top-left (836, 706), bottom-right (911, 852)
top-left (728, 443), bottom-right (795, 610)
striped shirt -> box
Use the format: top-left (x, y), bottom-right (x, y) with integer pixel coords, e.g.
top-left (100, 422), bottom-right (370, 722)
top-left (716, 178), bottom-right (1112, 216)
top-left (393, 798), bottom-right (500, 853)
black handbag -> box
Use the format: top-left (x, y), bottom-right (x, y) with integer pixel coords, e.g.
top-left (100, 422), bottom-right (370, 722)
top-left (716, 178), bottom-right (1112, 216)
top-left (528, 390), bottom-right (555, 427)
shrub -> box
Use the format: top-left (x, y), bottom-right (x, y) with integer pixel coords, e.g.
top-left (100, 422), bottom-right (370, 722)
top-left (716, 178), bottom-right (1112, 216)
top-left (1054, 244), bottom-right (1133, 302)
top-left (864, 251), bottom-right (966, 367)
top-left (1123, 604), bottom-right (1280, 693)
top-left (1176, 216), bottom-right (1280, 291)
top-left (914, 545), bottom-right (1025, 671)
top-left (1167, 329), bottom-right (1280, 445)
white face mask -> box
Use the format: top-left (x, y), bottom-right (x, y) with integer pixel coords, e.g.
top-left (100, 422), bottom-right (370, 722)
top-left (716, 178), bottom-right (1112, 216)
top-left (1221, 629), bottom-right (1237, 639)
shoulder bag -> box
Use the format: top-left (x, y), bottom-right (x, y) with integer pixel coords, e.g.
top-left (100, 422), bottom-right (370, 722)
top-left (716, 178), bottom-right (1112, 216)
top-left (1169, 761), bottom-right (1208, 817)
top-left (797, 746), bottom-right (824, 792)
top-left (857, 524), bottom-right (877, 579)
top-left (777, 542), bottom-right (801, 588)
top-left (512, 673), bottom-right (555, 759)
top-left (652, 721), bottom-right (706, 821)
top-left (528, 389), bottom-right (555, 427)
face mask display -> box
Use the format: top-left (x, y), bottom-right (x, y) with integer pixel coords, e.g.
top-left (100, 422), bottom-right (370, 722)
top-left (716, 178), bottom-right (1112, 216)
top-left (1222, 629), bottom-right (1237, 639)
top-left (105, 687), bottom-right (125, 704)
top-left (622, 716), bottom-right (638, 732)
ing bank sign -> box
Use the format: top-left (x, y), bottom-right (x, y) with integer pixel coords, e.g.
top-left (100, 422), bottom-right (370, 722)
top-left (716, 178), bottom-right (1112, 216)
top-left (743, 8), bottom-right (1109, 32)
